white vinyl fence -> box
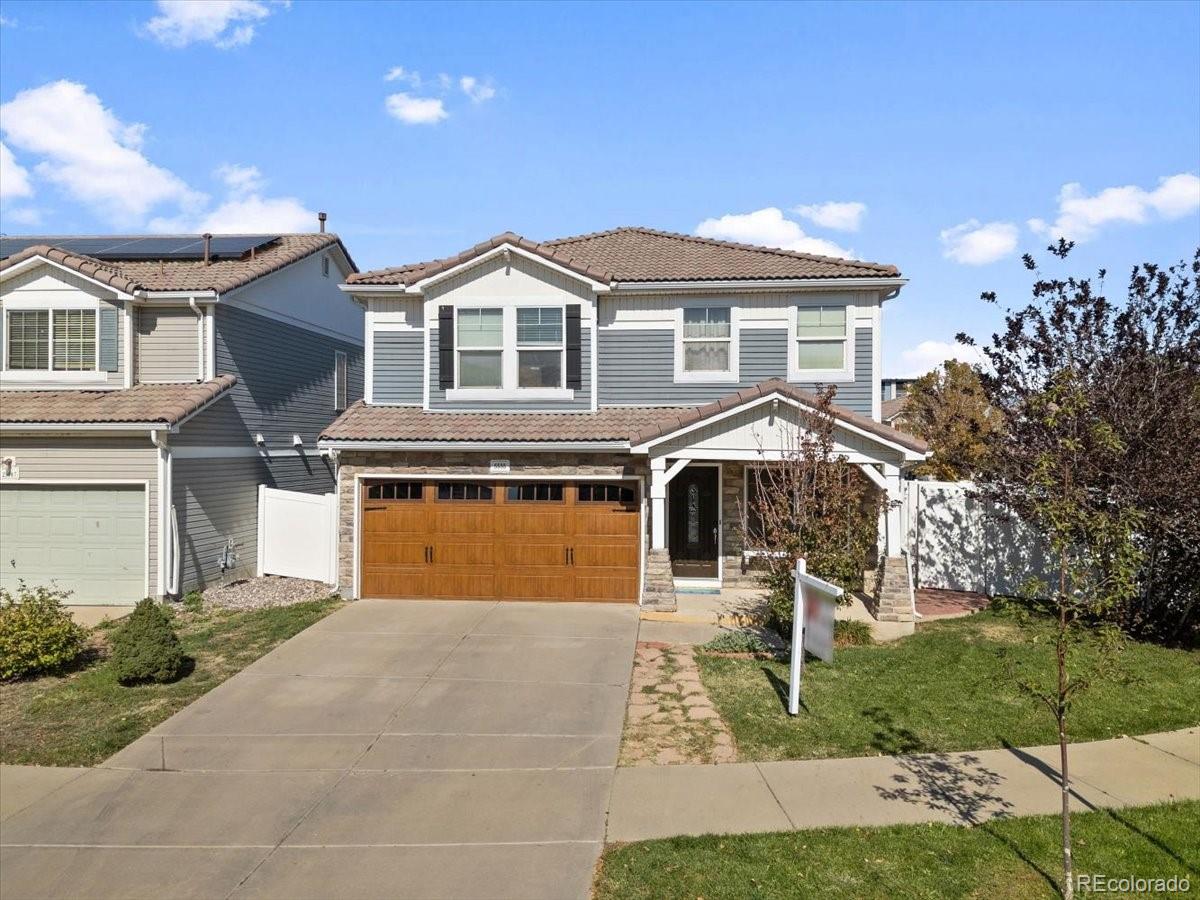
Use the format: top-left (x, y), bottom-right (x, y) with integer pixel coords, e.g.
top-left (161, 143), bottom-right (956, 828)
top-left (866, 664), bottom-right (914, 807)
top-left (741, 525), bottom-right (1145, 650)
top-left (903, 480), bottom-right (1054, 596)
top-left (256, 486), bottom-right (338, 584)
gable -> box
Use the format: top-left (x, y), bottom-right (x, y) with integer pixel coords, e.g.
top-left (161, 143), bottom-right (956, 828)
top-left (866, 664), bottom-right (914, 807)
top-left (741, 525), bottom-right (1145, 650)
top-left (422, 249), bottom-right (597, 306)
top-left (0, 261), bottom-right (124, 304)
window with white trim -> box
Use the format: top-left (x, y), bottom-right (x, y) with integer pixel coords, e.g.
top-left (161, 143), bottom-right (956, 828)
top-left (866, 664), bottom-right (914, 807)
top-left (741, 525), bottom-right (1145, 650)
top-left (334, 350), bottom-right (347, 411)
top-left (681, 306), bottom-right (732, 373)
top-left (516, 307), bottom-right (563, 388)
top-left (5, 309), bottom-right (97, 371)
top-left (793, 305), bottom-right (848, 372)
top-left (456, 307), bottom-right (504, 388)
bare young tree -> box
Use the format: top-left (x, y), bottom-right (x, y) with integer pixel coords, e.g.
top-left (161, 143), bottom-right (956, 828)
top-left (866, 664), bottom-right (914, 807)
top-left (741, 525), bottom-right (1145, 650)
top-left (741, 387), bottom-right (883, 631)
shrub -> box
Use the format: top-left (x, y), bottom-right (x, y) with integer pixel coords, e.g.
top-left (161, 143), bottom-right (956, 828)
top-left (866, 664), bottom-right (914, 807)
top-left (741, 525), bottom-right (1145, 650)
top-left (0, 583), bottom-right (87, 680)
top-left (700, 629), bottom-right (776, 655)
top-left (834, 619), bottom-right (873, 648)
top-left (110, 599), bottom-right (186, 685)
top-left (181, 591), bottom-right (204, 612)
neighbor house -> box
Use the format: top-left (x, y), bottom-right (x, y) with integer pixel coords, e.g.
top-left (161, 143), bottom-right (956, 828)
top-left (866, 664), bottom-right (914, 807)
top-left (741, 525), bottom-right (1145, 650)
top-left (321, 228), bottom-right (928, 616)
top-left (0, 231), bottom-right (362, 604)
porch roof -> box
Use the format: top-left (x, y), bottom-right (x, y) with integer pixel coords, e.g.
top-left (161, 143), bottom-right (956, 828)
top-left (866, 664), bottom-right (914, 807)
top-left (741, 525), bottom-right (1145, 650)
top-left (628, 379), bottom-right (929, 454)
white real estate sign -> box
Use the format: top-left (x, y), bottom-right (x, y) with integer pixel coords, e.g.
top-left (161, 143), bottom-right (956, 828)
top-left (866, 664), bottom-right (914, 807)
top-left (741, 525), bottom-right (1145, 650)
top-left (789, 558), bottom-right (842, 716)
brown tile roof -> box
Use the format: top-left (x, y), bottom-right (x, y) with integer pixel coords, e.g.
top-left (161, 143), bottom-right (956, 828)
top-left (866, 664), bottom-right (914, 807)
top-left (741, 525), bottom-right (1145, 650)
top-left (0, 375), bottom-right (237, 426)
top-left (0, 234), bottom-right (353, 295)
top-left (320, 379), bottom-right (927, 454)
top-left (320, 402), bottom-right (679, 443)
top-left (347, 226), bottom-right (900, 286)
top-left (881, 395), bottom-right (909, 422)
top-left (628, 379), bottom-right (929, 453)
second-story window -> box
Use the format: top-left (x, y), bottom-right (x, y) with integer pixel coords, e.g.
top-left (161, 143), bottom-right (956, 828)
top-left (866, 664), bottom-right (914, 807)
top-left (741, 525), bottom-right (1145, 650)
top-left (5, 309), bottom-right (97, 371)
top-left (457, 307), bottom-right (503, 388)
top-left (681, 306), bottom-right (732, 373)
top-left (516, 307), bottom-right (563, 388)
top-left (794, 305), bottom-right (848, 372)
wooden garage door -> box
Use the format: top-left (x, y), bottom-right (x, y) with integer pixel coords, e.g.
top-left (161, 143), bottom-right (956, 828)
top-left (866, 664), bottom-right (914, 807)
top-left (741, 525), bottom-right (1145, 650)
top-left (360, 480), bottom-right (639, 602)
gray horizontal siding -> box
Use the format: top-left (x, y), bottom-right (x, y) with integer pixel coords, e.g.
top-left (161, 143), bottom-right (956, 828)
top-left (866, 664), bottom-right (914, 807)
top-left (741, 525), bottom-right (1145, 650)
top-left (372, 331), bottom-right (423, 405)
top-left (174, 453), bottom-right (336, 592)
top-left (136, 306), bottom-right (199, 383)
top-left (427, 326), bottom-right (593, 411)
top-left (175, 304), bottom-right (364, 448)
top-left (598, 327), bottom-right (874, 416)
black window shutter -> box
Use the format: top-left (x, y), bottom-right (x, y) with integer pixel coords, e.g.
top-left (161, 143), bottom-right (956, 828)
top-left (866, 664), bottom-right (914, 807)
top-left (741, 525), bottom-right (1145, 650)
top-left (565, 305), bottom-right (582, 390)
top-left (438, 305), bottom-right (454, 390)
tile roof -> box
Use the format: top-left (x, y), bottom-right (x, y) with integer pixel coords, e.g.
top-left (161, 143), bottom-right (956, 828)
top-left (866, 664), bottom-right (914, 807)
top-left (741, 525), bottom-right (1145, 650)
top-left (881, 395), bottom-right (909, 422)
top-left (320, 379), bottom-right (928, 454)
top-left (320, 402), bottom-right (679, 443)
top-left (0, 234), bottom-right (352, 295)
top-left (0, 375), bottom-right (237, 426)
top-left (347, 226), bottom-right (900, 286)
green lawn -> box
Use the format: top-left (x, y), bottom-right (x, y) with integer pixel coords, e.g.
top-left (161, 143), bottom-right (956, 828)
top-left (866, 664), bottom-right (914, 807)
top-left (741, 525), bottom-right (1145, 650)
top-left (0, 598), bottom-right (342, 766)
top-left (595, 801), bottom-right (1200, 900)
top-left (698, 612), bottom-right (1200, 761)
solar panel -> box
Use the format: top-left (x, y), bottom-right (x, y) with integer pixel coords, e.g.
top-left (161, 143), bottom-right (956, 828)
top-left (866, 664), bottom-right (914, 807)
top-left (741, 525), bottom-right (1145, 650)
top-left (0, 234), bottom-right (281, 261)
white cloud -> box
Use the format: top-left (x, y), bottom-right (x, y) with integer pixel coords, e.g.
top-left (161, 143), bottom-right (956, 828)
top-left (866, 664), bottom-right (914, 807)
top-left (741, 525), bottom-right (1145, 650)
top-left (459, 76), bottom-right (496, 104)
top-left (0, 80), bottom-right (204, 225)
top-left (1028, 174), bottom-right (1200, 243)
top-left (694, 207), bottom-right (856, 258)
top-left (215, 163), bottom-right (264, 196)
top-left (0, 14), bottom-right (16, 27)
top-left (385, 92), bottom-right (448, 125)
top-left (384, 66), bottom-right (422, 88)
top-left (142, 0), bottom-right (281, 49)
top-left (793, 200), bottom-right (867, 232)
top-left (939, 219), bottom-right (1019, 265)
top-left (895, 340), bottom-right (988, 379)
top-left (4, 206), bottom-right (42, 226)
top-left (0, 142), bottom-right (33, 199)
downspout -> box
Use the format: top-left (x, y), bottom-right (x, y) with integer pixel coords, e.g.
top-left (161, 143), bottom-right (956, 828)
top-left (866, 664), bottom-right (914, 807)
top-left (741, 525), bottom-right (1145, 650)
top-left (149, 429), bottom-right (180, 597)
top-left (188, 297), bottom-right (205, 381)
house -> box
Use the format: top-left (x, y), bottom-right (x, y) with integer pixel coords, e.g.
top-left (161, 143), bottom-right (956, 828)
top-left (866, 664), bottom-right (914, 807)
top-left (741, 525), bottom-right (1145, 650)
top-left (880, 376), bottom-right (915, 426)
top-left (320, 227), bottom-right (928, 615)
top-left (0, 231), bottom-right (363, 605)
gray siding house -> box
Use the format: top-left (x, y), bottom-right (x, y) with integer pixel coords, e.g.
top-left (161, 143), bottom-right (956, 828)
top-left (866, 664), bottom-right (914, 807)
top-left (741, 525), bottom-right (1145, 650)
top-left (0, 232), bottom-right (363, 604)
top-left (321, 228), bottom-right (928, 613)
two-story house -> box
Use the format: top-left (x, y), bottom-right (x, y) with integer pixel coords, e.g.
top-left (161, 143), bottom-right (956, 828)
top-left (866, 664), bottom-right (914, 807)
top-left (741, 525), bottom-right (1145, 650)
top-left (0, 231), bottom-right (363, 605)
top-left (320, 227), bottom-right (927, 612)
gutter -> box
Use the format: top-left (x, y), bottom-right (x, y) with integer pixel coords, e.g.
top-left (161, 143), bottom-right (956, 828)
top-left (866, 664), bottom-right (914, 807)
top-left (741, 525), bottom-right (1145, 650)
top-left (317, 439), bottom-right (631, 452)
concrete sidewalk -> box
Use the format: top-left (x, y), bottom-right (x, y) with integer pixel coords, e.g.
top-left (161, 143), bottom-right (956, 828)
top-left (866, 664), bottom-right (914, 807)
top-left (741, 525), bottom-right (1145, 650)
top-left (607, 727), bottom-right (1200, 841)
top-left (1, 599), bottom-right (640, 900)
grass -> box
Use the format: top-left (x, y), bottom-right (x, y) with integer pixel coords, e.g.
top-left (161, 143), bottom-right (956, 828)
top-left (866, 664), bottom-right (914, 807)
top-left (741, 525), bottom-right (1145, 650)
top-left (0, 598), bottom-right (342, 766)
top-left (697, 611), bottom-right (1200, 761)
top-left (594, 800), bottom-right (1200, 899)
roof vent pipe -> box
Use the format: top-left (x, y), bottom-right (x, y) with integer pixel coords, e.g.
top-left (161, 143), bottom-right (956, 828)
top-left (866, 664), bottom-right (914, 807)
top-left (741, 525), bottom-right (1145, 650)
top-left (318, 212), bottom-right (327, 233)
top-left (202, 233), bottom-right (212, 265)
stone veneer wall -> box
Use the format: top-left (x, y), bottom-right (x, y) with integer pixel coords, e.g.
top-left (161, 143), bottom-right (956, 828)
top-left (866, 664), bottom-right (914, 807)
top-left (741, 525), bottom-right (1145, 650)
top-left (720, 461), bottom-right (759, 586)
top-left (336, 451), bottom-right (647, 596)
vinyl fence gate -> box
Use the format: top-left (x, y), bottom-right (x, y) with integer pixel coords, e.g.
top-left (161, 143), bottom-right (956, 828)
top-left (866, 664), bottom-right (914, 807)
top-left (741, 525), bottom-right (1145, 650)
top-left (256, 486), bottom-right (338, 585)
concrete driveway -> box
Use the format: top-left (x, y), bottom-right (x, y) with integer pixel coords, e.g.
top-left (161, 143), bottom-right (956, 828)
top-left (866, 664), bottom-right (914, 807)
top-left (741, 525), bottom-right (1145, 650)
top-left (0, 600), bottom-right (639, 900)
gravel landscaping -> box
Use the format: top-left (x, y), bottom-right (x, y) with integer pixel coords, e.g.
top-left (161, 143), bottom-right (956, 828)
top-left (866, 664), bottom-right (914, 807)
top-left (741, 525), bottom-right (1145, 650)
top-left (201, 575), bottom-right (335, 610)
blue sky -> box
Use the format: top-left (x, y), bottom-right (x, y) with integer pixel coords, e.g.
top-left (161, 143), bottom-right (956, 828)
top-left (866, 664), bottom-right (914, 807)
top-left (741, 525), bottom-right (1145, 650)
top-left (1, 0), bottom-right (1198, 375)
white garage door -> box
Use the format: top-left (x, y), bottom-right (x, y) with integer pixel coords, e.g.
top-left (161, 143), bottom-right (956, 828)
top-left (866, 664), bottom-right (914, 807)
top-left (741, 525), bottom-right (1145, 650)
top-left (0, 485), bottom-right (147, 604)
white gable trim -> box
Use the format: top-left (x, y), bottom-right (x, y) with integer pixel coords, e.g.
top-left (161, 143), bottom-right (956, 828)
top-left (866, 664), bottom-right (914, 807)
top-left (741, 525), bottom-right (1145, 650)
top-left (0, 255), bottom-right (134, 300)
top-left (630, 389), bottom-right (927, 461)
top-left (407, 244), bottom-right (612, 295)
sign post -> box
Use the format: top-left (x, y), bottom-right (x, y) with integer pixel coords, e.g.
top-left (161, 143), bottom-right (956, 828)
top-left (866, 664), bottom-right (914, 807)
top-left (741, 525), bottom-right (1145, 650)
top-left (789, 557), bottom-right (843, 715)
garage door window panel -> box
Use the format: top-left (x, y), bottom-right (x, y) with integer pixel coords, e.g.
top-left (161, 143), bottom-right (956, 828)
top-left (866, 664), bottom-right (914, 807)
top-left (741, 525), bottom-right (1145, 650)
top-left (506, 482), bottom-right (564, 502)
top-left (366, 481), bottom-right (423, 501)
top-left (578, 483), bottom-right (636, 504)
top-left (436, 482), bottom-right (494, 501)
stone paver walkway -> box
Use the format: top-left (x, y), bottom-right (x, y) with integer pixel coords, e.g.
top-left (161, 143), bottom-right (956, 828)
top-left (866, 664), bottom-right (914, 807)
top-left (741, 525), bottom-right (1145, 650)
top-left (620, 643), bottom-right (735, 766)
top-left (1, 599), bottom-right (640, 900)
top-left (607, 726), bottom-right (1200, 841)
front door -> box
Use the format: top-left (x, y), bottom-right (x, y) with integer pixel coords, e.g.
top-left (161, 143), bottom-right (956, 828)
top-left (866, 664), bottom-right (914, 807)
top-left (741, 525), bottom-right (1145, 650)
top-left (668, 466), bottom-right (719, 579)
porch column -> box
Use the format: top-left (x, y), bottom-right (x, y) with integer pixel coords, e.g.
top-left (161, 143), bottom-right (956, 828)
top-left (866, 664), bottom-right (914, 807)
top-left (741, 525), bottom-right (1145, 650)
top-left (650, 458), bottom-right (668, 549)
top-left (883, 463), bottom-right (903, 557)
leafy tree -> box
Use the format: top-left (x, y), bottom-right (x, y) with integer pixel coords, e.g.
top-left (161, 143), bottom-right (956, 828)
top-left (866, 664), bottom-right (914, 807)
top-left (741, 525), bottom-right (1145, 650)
top-left (739, 387), bottom-right (883, 634)
top-left (900, 359), bottom-right (1000, 481)
top-left (961, 241), bottom-right (1200, 898)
